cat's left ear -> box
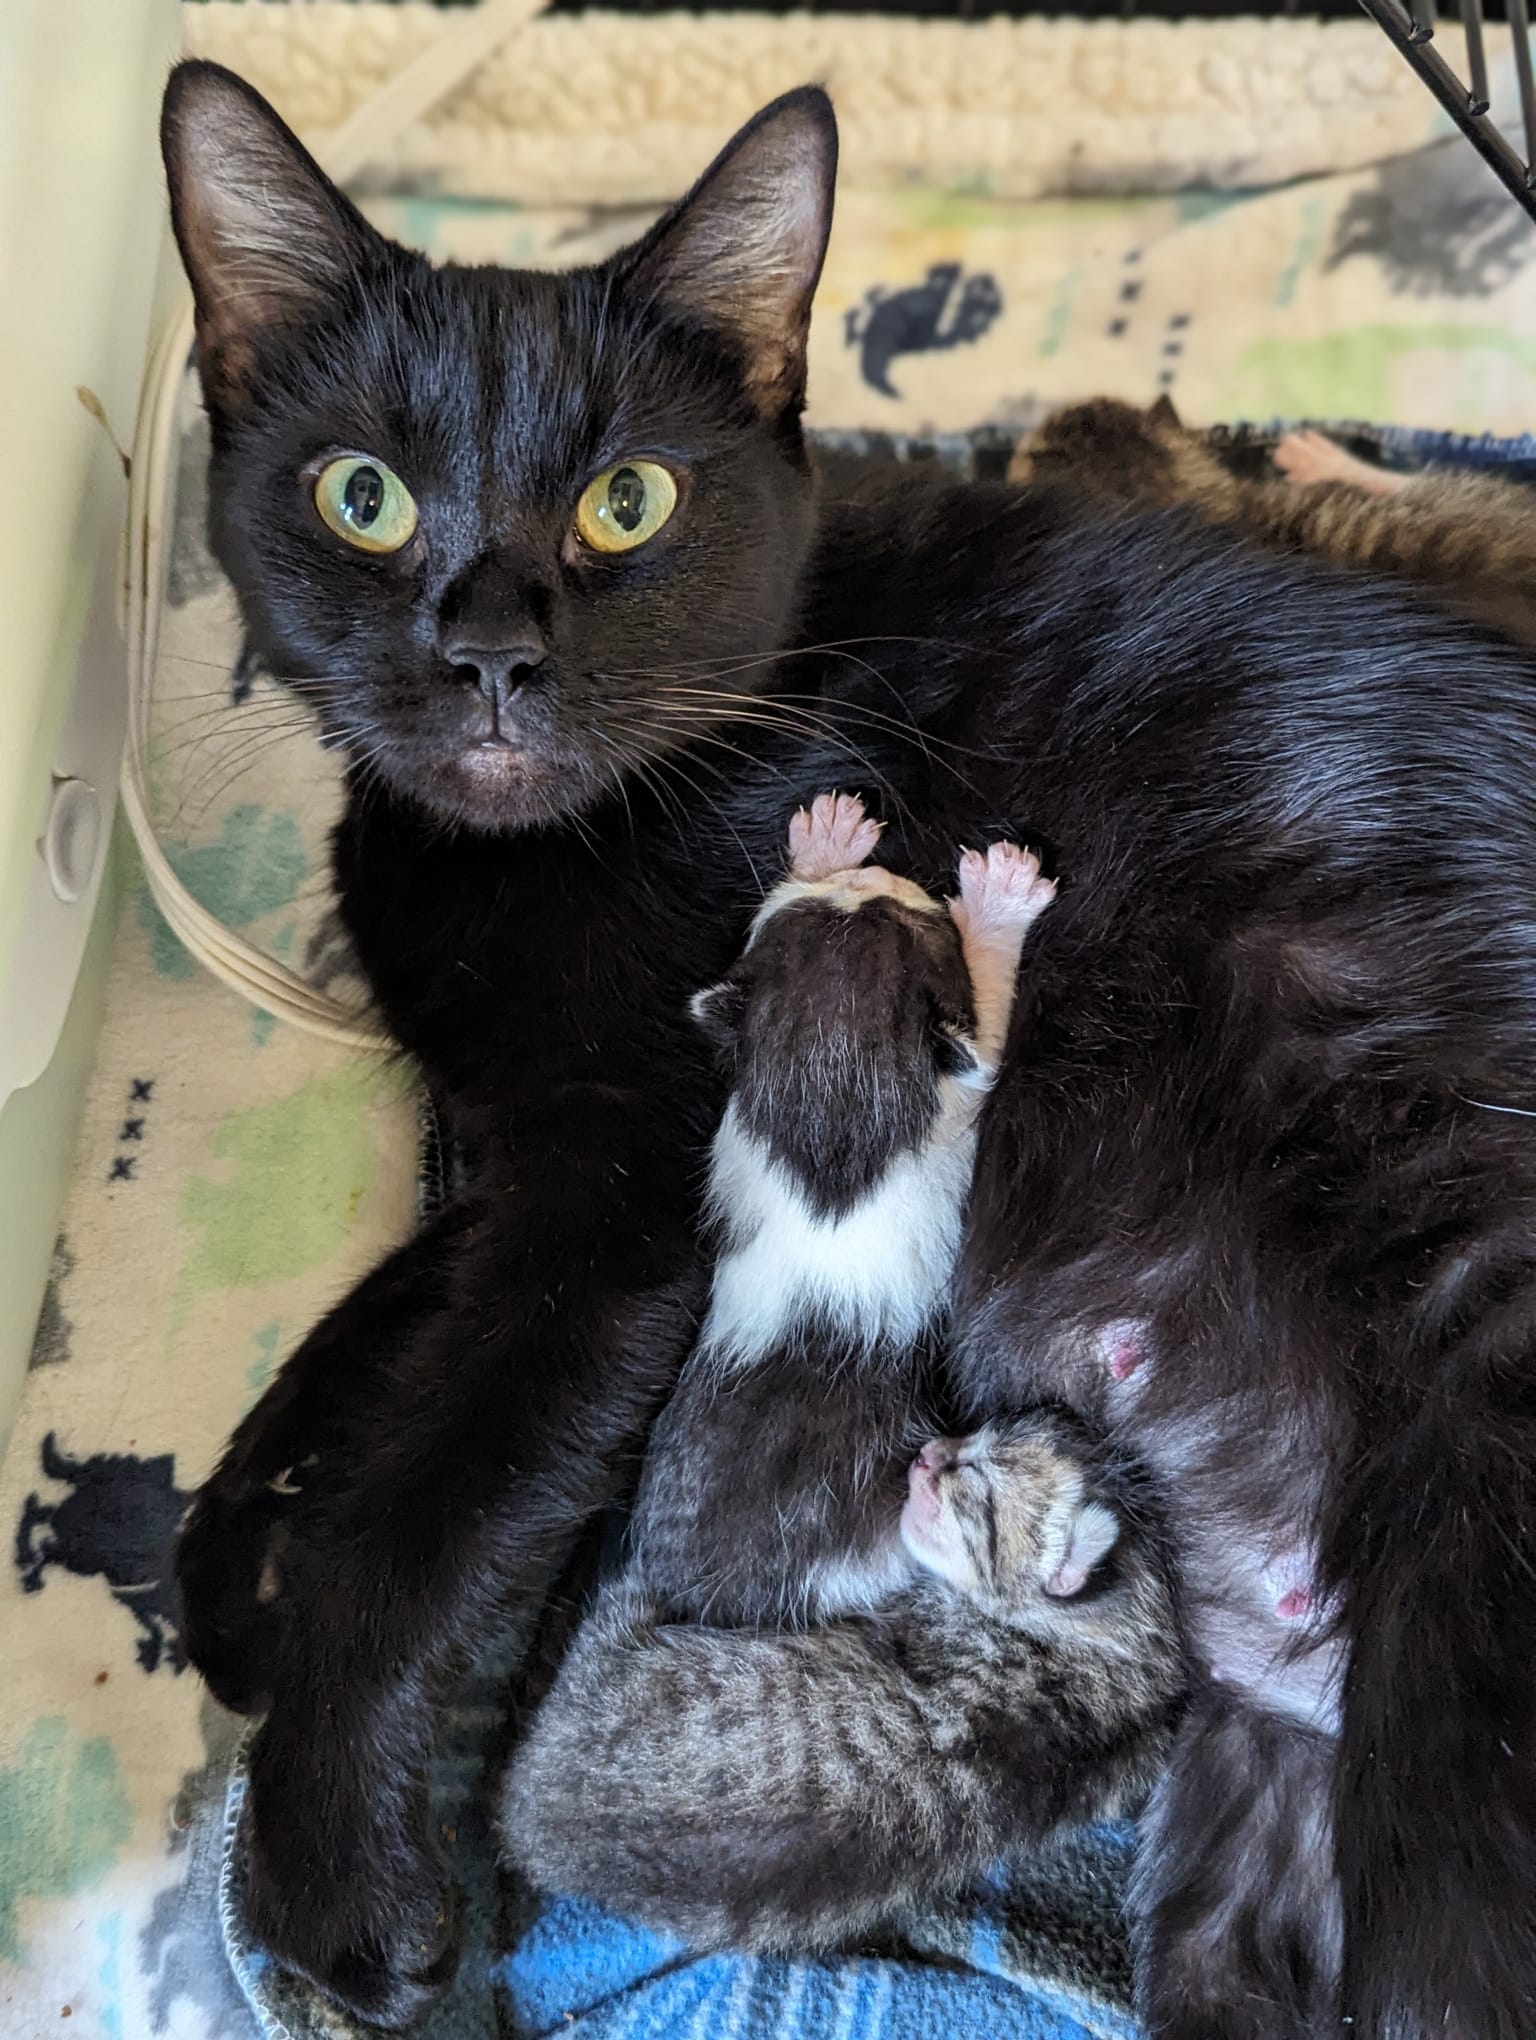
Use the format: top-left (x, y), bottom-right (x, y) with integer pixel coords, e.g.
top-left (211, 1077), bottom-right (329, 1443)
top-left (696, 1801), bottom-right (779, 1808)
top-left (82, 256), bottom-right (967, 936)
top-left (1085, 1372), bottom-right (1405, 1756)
top-left (161, 61), bottom-right (388, 406)
top-left (616, 87), bottom-right (838, 417)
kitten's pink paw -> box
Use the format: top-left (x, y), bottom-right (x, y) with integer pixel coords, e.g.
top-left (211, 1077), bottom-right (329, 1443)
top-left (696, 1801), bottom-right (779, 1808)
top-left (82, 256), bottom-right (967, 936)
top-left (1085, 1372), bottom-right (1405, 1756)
top-left (951, 841), bottom-right (1055, 940)
top-left (1273, 430), bottom-right (1405, 498)
top-left (788, 792), bottom-right (883, 882)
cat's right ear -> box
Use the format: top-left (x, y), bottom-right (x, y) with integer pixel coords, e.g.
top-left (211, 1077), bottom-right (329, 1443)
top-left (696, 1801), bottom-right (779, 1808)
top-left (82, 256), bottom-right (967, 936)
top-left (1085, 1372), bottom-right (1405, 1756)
top-left (616, 88), bottom-right (838, 417)
top-left (161, 61), bottom-right (383, 407)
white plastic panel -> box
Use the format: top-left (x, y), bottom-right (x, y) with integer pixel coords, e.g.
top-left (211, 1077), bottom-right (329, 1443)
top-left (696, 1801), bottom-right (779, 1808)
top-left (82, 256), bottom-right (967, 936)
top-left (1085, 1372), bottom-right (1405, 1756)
top-left (0, 0), bottom-right (180, 1446)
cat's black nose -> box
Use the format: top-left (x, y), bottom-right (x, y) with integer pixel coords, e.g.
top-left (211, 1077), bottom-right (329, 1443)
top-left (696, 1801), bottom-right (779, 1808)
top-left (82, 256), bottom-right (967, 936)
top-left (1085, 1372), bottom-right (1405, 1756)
top-left (446, 636), bottom-right (548, 701)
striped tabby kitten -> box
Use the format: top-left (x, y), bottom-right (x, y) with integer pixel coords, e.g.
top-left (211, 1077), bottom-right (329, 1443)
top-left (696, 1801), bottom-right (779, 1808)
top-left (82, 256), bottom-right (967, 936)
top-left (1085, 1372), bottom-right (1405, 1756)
top-left (1014, 396), bottom-right (1536, 649)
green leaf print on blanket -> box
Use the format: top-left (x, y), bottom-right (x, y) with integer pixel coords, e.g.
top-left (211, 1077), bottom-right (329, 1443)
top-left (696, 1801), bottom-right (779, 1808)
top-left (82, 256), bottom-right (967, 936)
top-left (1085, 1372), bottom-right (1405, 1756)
top-left (1222, 324), bottom-right (1536, 429)
top-left (138, 803), bottom-right (307, 980)
top-left (0, 1719), bottom-right (132, 1962)
top-left (174, 1065), bottom-right (388, 1321)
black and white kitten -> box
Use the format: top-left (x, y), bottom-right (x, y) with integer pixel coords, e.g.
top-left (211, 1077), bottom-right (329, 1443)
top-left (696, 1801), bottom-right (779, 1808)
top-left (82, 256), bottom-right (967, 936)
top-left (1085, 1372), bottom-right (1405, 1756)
top-left (502, 792), bottom-right (1181, 1944)
top-left (634, 790), bottom-right (1053, 1629)
top-left (163, 60), bottom-right (1536, 2039)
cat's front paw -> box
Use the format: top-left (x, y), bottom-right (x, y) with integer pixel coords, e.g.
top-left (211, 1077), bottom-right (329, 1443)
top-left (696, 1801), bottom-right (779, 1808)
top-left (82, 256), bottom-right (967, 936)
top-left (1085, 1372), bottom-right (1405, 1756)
top-left (787, 790), bottom-right (883, 882)
top-left (951, 840), bottom-right (1056, 941)
top-left (245, 1719), bottom-right (459, 2030)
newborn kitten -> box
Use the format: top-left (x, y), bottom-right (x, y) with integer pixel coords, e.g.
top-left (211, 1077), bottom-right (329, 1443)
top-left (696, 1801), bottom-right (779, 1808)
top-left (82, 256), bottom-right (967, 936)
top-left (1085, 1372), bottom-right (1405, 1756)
top-left (503, 1412), bottom-right (1183, 1952)
top-left (501, 793), bottom-right (1184, 1947)
top-left (1013, 396), bottom-right (1536, 649)
top-left (629, 789), bottom-right (1050, 1628)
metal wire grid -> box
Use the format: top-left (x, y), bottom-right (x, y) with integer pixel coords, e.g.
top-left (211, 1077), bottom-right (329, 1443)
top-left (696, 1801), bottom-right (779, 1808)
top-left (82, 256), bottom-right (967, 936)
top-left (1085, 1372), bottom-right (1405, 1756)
top-left (1360, 0), bottom-right (1536, 217)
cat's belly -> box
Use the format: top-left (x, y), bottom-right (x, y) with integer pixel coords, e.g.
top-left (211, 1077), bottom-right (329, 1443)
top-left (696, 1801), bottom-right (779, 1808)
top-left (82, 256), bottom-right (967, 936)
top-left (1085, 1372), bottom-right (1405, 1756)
top-left (956, 1281), bottom-right (1344, 1738)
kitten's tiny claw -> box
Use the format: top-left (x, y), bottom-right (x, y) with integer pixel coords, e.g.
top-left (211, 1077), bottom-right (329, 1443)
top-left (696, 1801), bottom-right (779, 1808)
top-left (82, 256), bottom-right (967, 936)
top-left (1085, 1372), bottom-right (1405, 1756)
top-left (788, 791), bottom-right (883, 882)
top-left (950, 840), bottom-right (1056, 939)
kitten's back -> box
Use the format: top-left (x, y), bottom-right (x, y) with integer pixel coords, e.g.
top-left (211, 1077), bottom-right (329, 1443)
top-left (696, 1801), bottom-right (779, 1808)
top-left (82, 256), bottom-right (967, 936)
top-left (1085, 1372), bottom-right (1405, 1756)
top-left (1016, 397), bottom-right (1536, 650)
top-left (503, 1418), bottom-right (1183, 1952)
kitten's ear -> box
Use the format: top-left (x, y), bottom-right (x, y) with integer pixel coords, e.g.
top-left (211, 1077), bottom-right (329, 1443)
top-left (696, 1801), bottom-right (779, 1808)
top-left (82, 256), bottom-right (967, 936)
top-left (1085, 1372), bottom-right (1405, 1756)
top-left (931, 1016), bottom-right (984, 1083)
top-left (161, 61), bottom-right (383, 404)
top-left (1045, 1501), bottom-right (1120, 1599)
top-left (1147, 394), bottom-right (1183, 430)
top-left (690, 974), bottom-right (749, 1055)
top-left (617, 87), bottom-right (838, 416)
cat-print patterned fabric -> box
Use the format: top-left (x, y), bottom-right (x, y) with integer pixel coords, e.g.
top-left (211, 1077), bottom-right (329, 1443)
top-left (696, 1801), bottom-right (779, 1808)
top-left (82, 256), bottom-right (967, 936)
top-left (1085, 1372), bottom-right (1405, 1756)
top-left (367, 130), bottom-right (1536, 442)
top-left (3, 124), bottom-right (1535, 2040)
top-left (0, 371), bottom-right (420, 2040)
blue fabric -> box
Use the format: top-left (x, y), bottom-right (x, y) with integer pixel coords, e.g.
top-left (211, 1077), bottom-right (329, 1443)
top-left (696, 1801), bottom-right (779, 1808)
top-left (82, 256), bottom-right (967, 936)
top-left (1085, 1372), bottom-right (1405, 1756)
top-left (495, 1876), bottom-right (1142, 2040)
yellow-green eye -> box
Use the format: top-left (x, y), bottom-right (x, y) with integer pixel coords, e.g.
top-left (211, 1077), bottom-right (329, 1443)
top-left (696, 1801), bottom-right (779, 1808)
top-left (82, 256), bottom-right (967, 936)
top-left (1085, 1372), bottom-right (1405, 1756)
top-left (574, 461), bottom-right (678, 554)
top-left (314, 456), bottom-right (418, 554)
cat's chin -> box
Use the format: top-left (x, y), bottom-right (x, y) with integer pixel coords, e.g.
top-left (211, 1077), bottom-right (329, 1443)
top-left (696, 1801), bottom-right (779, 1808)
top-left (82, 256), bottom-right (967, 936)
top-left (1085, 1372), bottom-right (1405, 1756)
top-left (387, 741), bottom-right (606, 835)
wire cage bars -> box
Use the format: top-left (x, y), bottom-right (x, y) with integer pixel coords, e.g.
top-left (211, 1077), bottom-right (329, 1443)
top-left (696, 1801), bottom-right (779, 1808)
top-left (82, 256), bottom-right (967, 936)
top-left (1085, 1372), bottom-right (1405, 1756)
top-left (1360, 0), bottom-right (1536, 218)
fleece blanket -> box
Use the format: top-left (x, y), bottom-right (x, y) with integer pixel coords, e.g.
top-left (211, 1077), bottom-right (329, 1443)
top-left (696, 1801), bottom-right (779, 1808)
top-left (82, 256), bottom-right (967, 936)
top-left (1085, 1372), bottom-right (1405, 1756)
top-left (182, 5), bottom-right (1478, 211)
top-left (4, 129), bottom-right (1536, 2040)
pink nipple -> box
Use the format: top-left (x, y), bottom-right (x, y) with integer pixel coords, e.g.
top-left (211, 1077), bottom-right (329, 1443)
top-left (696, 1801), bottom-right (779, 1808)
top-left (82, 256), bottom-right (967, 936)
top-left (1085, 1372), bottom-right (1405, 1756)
top-left (1108, 1336), bottom-right (1142, 1382)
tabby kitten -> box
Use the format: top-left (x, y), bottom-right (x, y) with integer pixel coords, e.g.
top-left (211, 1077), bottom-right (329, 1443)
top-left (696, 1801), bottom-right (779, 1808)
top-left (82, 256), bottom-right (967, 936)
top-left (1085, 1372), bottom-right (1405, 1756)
top-left (1015, 394), bottom-right (1536, 647)
top-left (504, 1413), bottom-right (1182, 1952)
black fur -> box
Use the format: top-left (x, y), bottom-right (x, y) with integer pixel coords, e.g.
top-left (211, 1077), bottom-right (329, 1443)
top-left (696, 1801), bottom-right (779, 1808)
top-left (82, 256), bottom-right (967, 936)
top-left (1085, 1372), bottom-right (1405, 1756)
top-left (705, 890), bottom-right (976, 1219)
top-left (164, 60), bottom-right (1536, 2037)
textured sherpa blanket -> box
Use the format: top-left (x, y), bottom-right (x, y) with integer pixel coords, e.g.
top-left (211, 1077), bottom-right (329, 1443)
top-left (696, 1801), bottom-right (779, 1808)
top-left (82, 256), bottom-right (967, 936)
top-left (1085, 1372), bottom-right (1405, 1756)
top-left (183, 2), bottom-right (1476, 208)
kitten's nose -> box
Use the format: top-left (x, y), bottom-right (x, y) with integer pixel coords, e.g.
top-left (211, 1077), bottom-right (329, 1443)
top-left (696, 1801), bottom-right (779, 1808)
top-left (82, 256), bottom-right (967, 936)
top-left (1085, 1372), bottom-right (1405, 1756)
top-left (917, 1440), bottom-right (959, 1476)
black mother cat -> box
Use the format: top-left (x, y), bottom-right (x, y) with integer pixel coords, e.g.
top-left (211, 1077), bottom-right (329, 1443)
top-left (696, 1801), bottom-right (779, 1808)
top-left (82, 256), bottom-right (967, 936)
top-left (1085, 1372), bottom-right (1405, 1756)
top-left (165, 61), bottom-right (1536, 2039)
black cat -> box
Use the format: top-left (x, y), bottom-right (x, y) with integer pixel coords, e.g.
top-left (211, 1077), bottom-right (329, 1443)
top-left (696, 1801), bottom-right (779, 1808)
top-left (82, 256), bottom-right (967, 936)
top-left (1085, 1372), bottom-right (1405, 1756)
top-left (164, 60), bottom-right (1536, 2039)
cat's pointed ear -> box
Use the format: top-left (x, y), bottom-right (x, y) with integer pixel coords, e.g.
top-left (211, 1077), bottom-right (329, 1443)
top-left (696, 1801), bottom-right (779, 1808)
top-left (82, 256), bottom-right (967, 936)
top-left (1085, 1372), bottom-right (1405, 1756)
top-left (1147, 394), bottom-right (1183, 430)
top-left (161, 61), bottom-right (383, 403)
top-left (618, 88), bottom-right (838, 416)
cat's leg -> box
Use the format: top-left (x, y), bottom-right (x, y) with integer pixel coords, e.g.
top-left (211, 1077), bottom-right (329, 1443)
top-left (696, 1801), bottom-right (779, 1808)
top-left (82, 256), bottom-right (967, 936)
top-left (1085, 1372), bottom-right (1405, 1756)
top-left (176, 1199), bottom-right (474, 1717)
top-left (1272, 430), bottom-right (1408, 497)
top-left (948, 840), bottom-right (1056, 1064)
top-left (1134, 1693), bottom-right (1340, 2040)
top-left (219, 1144), bottom-right (701, 2028)
top-left (1120, 1304), bottom-right (1536, 2038)
top-left (1329, 1336), bottom-right (1536, 2040)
